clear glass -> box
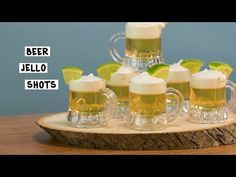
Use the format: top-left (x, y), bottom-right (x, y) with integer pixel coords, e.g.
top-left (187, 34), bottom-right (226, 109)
top-left (167, 81), bottom-right (190, 116)
top-left (127, 87), bottom-right (184, 131)
top-left (67, 88), bottom-right (117, 128)
top-left (106, 84), bottom-right (129, 119)
top-left (109, 32), bottom-right (163, 72)
top-left (109, 33), bottom-right (125, 64)
top-left (113, 102), bottom-right (129, 120)
top-left (188, 80), bottom-right (236, 124)
top-left (166, 87), bottom-right (184, 122)
top-left (226, 80), bottom-right (236, 113)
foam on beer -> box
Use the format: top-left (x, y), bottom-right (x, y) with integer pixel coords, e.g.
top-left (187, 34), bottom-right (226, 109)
top-left (126, 22), bottom-right (166, 39)
top-left (167, 61), bottom-right (190, 83)
top-left (130, 72), bottom-right (166, 95)
top-left (69, 73), bottom-right (105, 92)
top-left (190, 69), bottom-right (226, 89)
top-left (107, 66), bottom-right (138, 86)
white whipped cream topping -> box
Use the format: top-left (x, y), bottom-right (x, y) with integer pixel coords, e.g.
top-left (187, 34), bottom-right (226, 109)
top-left (167, 60), bottom-right (190, 83)
top-left (69, 73), bottom-right (105, 92)
top-left (190, 69), bottom-right (226, 89)
top-left (107, 66), bottom-right (138, 86)
top-left (129, 72), bottom-right (166, 94)
top-left (126, 22), bottom-right (166, 39)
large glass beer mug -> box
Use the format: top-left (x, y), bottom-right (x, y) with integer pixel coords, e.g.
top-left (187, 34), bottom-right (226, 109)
top-left (109, 22), bottom-right (166, 72)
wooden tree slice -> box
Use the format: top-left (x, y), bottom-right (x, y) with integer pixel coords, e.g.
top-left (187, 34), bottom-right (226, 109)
top-left (36, 112), bottom-right (236, 150)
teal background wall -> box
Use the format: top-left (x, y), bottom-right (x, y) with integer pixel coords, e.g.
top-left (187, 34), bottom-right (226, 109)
top-left (0, 22), bottom-right (235, 115)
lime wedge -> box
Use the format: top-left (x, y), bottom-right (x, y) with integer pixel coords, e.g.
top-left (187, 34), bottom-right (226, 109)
top-left (61, 66), bottom-right (83, 85)
top-left (208, 61), bottom-right (233, 79)
top-left (96, 63), bottom-right (121, 81)
top-left (146, 64), bottom-right (170, 81)
top-left (180, 59), bottom-right (204, 74)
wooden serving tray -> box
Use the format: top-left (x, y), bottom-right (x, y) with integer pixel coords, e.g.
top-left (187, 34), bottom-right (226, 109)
top-left (36, 112), bottom-right (236, 150)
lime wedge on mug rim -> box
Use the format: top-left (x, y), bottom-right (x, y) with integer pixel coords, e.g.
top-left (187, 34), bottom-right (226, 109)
top-left (96, 62), bottom-right (121, 81)
top-left (61, 66), bottom-right (84, 85)
top-left (146, 63), bottom-right (170, 81)
top-left (180, 59), bottom-right (204, 74)
top-left (209, 61), bottom-right (233, 79)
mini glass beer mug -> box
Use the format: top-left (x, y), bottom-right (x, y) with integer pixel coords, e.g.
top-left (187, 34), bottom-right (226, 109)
top-left (188, 69), bottom-right (236, 124)
top-left (127, 72), bottom-right (184, 131)
top-left (167, 62), bottom-right (191, 114)
top-left (67, 74), bottom-right (118, 128)
top-left (109, 22), bottom-right (166, 72)
top-left (106, 66), bottom-right (138, 119)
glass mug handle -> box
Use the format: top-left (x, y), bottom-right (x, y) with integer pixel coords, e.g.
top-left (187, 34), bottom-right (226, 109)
top-left (109, 32), bottom-right (125, 64)
top-left (166, 87), bottom-right (184, 122)
top-left (101, 88), bottom-right (118, 120)
top-left (226, 80), bottom-right (236, 113)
